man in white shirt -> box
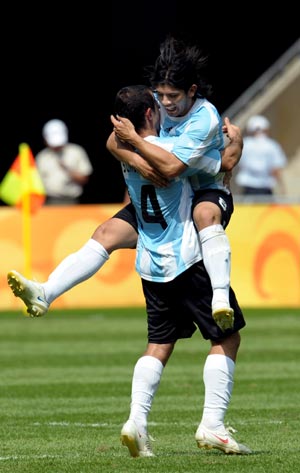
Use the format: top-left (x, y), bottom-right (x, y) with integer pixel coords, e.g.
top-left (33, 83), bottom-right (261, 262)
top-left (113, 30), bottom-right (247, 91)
top-left (235, 115), bottom-right (287, 198)
top-left (36, 119), bottom-right (93, 205)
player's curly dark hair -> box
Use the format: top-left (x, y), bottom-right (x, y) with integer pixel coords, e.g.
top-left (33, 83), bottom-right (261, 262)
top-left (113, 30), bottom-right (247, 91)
top-left (144, 35), bottom-right (213, 98)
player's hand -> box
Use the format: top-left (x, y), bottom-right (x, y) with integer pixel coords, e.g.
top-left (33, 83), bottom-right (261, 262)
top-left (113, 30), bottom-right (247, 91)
top-left (111, 115), bottom-right (137, 143)
top-left (220, 117), bottom-right (243, 172)
top-left (222, 117), bottom-right (243, 147)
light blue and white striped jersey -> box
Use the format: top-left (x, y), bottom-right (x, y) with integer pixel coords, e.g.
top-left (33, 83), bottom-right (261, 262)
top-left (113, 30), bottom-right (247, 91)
top-left (160, 97), bottom-right (230, 194)
top-left (121, 135), bottom-right (202, 282)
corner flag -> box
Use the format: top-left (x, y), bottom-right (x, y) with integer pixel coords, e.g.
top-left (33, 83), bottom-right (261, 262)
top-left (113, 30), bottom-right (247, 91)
top-left (0, 143), bottom-right (46, 213)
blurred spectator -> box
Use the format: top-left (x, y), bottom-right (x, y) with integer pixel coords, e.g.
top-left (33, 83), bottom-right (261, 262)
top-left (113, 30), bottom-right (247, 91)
top-left (235, 115), bottom-right (287, 198)
top-left (36, 119), bottom-right (93, 205)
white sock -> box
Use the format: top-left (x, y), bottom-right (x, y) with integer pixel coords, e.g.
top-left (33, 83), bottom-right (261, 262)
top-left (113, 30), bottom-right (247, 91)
top-left (129, 355), bottom-right (164, 435)
top-left (200, 354), bottom-right (235, 430)
top-left (41, 239), bottom-right (109, 303)
top-left (199, 224), bottom-right (231, 308)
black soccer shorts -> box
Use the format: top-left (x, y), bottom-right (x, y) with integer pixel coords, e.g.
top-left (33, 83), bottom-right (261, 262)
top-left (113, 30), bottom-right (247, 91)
top-left (142, 260), bottom-right (246, 343)
top-left (192, 189), bottom-right (234, 229)
top-left (112, 202), bottom-right (138, 233)
top-left (113, 190), bottom-right (233, 233)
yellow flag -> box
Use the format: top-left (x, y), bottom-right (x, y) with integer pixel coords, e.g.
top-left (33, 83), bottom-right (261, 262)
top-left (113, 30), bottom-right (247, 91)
top-left (0, 143), bottom-right (46, 213)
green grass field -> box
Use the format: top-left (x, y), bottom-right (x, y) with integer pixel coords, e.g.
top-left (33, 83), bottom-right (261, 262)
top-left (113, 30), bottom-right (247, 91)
top-left (0, 307), bottom-right (300, 473)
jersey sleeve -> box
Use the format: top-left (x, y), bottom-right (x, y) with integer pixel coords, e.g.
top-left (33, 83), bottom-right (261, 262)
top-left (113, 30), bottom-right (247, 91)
top-left (171, 117), bottom-right (223, 177)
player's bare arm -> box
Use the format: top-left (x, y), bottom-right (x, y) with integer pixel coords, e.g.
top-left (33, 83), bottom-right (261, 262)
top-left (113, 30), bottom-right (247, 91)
top-left (106, 131), bottom-right (169, 188)
top-left (112, 114), bottom-right (243, 178)
top-left (111, 114), bottom-right (186, 178)
top-left (220, 117), bottom-right (243, 172)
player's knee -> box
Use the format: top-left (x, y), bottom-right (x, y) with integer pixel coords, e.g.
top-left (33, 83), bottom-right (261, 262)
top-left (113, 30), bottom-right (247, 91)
top-left (91, 218), bottom-right (137, 253)
top-left (193, 204), bottom-right (221, 230)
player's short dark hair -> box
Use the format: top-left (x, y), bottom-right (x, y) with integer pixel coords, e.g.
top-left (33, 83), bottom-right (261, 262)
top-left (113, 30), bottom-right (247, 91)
top-left (114, 85), bottom-right (157, 132)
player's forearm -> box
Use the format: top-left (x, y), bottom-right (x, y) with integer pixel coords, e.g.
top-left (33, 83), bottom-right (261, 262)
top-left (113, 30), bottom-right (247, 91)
top-left (111, 114), bottom-right (185, 177)
top-left (221, 117), bottom-right (243, 171)
top-left (127, 134), bottom-right (185, 178)
top-left (107, 132), bottom-right (170, 187)
top-left (106, 132), bottom-right (139, 167)
top-left (220, 139), bottom-right (243, 172)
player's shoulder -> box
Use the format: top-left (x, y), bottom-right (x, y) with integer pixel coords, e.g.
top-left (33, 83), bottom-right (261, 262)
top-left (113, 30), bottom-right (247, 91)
top-left (194, 97), bottom-right (219, 112)
top-left (192, 98), bottom-right (221, 122)
top-left (188, 99), bottom-right (221, 135)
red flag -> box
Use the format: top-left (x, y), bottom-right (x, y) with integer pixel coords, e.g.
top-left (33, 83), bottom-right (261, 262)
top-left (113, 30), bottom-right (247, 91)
top-left (0, 143), bottom-right (46, 213)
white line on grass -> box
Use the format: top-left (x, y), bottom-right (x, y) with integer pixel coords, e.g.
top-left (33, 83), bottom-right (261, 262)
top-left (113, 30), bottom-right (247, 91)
top-left (32, 419), bottom-right (283, 428)
top-left (0, 454), bottom-right (64, 462)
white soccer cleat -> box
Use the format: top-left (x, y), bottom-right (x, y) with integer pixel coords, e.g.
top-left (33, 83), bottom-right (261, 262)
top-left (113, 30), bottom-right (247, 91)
top-left (7, 270), bottom-right (49, 318)
top-left (212, 302), bottom-right (234, 331)
top-left (195, 424), bottom-right (252, 454)
top-left (120, 419), bottom-right (155, 457)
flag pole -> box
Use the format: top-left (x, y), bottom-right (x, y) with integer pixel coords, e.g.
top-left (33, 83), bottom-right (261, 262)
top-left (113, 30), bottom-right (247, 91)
top-left (19, 143), bottom-right (32, 280)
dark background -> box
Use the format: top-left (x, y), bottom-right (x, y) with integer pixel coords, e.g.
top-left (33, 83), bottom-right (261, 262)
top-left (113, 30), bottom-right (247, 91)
top-left (1, 4), bottom-right (298, 203)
